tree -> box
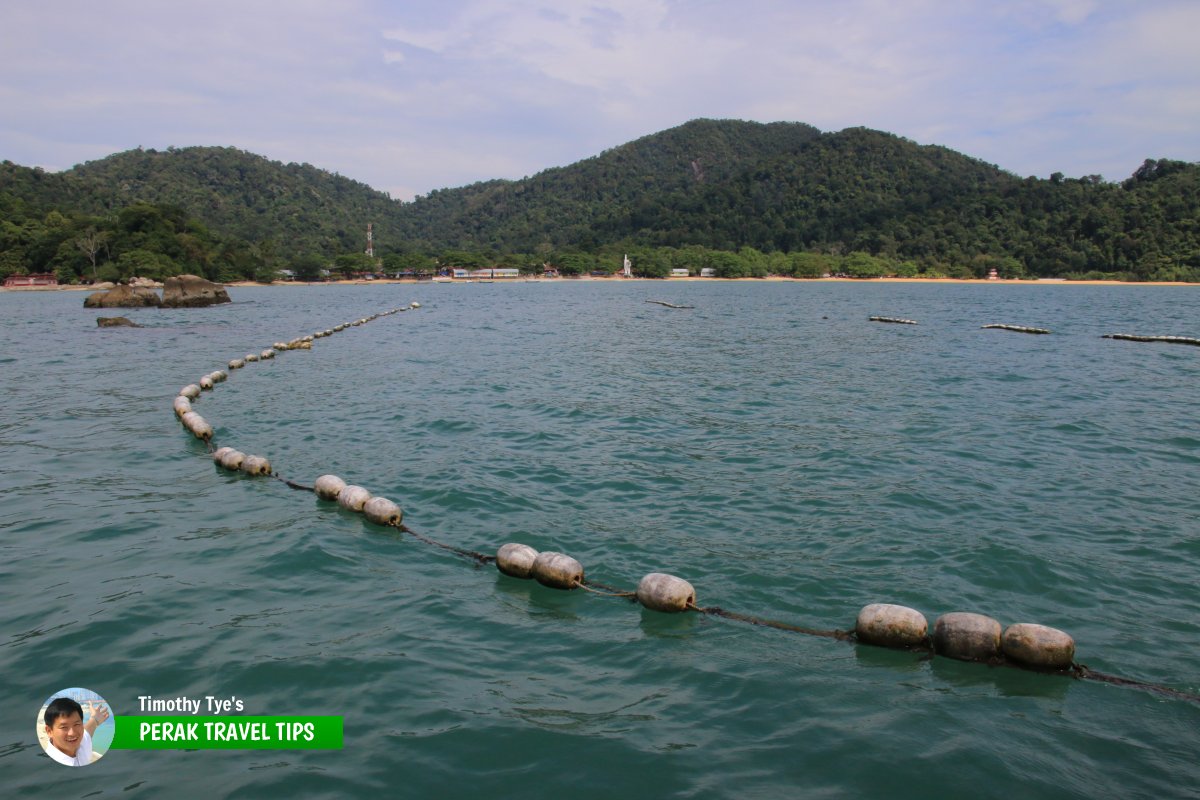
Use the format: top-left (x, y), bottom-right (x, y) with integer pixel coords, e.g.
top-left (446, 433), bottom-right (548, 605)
top-left (291, 254), bottom-right (325, 282)
top-left (75, 229), bottom-right (109, 281)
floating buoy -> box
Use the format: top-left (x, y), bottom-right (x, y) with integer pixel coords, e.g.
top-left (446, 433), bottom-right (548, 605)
top-left (245, 353), bottom-right (259, 362)
top-left (855, 603), bottom-right (928, 648)
top-left (531, 551), bottom-right (584, 589)
top-left (297, 341), bottom-right (312, 350)
top-left (1002, 623), bottom-right (1075, 670)
top-left (636, 573), bottom-right (696, 612)
top-left (229, 358), bottom-right (245, 370)
top-left (1102, 334), bottom-right (1200, 347)
top-left (240, 455), bottom-right (272, 476)
top-left (261, 349), bottom-right (275, 359)
top-left (211, 370), bottom-right (228, 382)
top-left (180, 384), bottom-right (201, 400)
top-left (274, 342), bottom-right (288, 351)
top-left (870, 316), bottom-right (918, 325)
top-left (411, 302), bottom-right (421, 309)
top-left (218, 449), bottom-right (246, 470)
top-left (314, 474), bottom-right (347, 500)
top-left (199, 376), bottom-right (214, 390)
top-left (212, 446), bottom-right (235, 464)
top-left (337, 484), bottom-right (371, 512)
top-left (363, 496), bottom-right (403, 525)
top-left (496, 543), bottom-right (539, 578)
top-left (180, 411), bottom-right (213, 441)
top-left (173, 396), bottom-right (192, 418)
top-left (982, 324), bottom-right (1051, 335)
top-left (933, 612), bottom-right (1002, 662)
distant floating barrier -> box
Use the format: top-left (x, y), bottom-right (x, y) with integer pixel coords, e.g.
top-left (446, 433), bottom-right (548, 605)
top-left (982, 324), bottom-right (1051, 335)
top-left (1103, 333), bottom-right (1200, 347)
top-left (167, 298), bottom-right (1200, 706)
top-left (646, 300), bottom-right (694, 309)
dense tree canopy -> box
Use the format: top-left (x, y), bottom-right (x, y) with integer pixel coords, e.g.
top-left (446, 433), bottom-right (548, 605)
top-left (2, 120), bottom-right (1198, 283)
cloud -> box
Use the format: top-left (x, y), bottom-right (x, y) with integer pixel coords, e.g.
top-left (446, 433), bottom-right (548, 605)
top-left (0, 0), bottom-right (1196, 200)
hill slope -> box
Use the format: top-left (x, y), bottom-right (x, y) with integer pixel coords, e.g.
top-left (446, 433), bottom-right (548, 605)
top-left (2, 118), bottom-right (1198, 281)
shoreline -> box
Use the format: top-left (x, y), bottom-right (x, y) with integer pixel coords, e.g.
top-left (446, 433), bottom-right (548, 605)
top-left (5, 276), bottom-right (1199, 293)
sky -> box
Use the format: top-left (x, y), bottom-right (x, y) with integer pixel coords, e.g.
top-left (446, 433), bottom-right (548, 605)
top-left (2, 1), bottom-right (1198, 201)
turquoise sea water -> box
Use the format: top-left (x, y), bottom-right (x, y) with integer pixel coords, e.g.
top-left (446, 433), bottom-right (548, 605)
top-left (2, 282), bottom-right (1198, 798)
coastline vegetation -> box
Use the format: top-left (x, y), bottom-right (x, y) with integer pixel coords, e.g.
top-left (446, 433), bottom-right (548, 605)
top-left (3, 120), bottom-right (1198, 285)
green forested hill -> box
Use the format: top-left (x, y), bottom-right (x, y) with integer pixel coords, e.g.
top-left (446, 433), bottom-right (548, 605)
top-left (2, 119), bottom-right (1198, 283)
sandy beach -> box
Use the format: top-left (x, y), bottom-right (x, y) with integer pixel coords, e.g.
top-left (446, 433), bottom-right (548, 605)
top-left (5, 276), bottom-right (1199, 293)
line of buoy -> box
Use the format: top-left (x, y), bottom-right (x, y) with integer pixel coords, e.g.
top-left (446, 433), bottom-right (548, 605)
top-left (173, 300), bottom-right (422, 470)
top-left (869, 316), bottom-right (918, 325)
top-left (646, 300), bottom-right (694, 309)
top-left (1102, 333), bottom-right (1200, 347)
top-left (171, 300), bottom-right (1199, 705)
top-left (982, 324), bottom-right (1051, 335)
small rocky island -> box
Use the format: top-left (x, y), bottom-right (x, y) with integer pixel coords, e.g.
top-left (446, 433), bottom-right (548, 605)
top-left (84, 274), bottom-right (231, 308)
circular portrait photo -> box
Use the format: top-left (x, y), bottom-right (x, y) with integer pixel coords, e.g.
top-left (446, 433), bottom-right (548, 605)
top-left (37, 688), bottom-right (114, 767)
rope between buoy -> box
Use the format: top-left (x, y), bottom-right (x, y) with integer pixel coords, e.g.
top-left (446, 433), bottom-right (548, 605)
top-left (1071, 664), bottom-right (1200, 705)
top-left (396, 523), bottom-right (496, 565)
top-left (688, 603), bottom-right (856, 642)
top-left (274, 473), bottom-right (315, 492)
top-left (575, 581), bottom-right (636, 599)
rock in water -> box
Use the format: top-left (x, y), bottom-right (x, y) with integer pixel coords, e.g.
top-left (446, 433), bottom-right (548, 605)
top-left (161, 274), bottom-right (231, 308)
top-left (96, 316), bottom-right (142, 328)
top-left (83, 285), bottom-right (162, 308)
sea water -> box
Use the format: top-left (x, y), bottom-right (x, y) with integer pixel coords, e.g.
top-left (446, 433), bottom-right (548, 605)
top-left (1, 282), bottom-right (1197, 798)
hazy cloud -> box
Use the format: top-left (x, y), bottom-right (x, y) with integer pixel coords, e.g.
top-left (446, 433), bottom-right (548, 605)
top-left (1, 0), bottom-right (1196, 199)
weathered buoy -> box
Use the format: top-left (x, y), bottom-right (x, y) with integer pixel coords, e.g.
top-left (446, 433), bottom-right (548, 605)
top-left (636, 573), bottom-right (696, 612)
top-left (274, 342), bottom-right (288, 351)
top-left (180, 384), bottom-right (201, 400)
top-left (933, 612), bottom-right (1002, 662)
top-left (531, 551), bottom-right (584, 590)
top-left (229, 358), bottom-right (245, 370)
top-left (218, 449), bottom-right (246, 470)
top-left (173, 396), bottom-right (192, 418)
top-left (982, 324), bottom-right (1051, 335)
top-left (337, 484), bottom-right (371, 512)
top-left (199, 376), bottom-right (215, 390)
top-left (314, 474), bottom-right (347, 500)
top-left (211, 370), bottom-right (227, 382)
top-left (240, 455), bottom-right (272, 476)
top-left (261, 349), bottom-right (275, 359)
top-left (855, 603), bottom-right (929, 648)
top-left (212, 446), bottom-right (235, 464)
top-left (411, 302), bottom-right (421, 309)
top-left (1002, 623), bottom-right (1075, 670)
top-left (297, 341), bottom-right (312, 350)
top-left (245, 353), bottom-right (259, 362)
top-left (180, 411), bottom-right (213, 441)
top-left (363, 496), bottom-right (403, 526)
top-left (496, 543), bottom-right (539, 579)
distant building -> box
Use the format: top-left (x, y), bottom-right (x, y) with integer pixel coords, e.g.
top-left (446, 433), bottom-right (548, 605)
top-left (671, 268), bottom-right (689, 277)
top-left (4, 273), bottom-right (58, 287)
top-left (700, 268), bottom-right (716, 277)
top-left (469, 268), bottom-right (520, 279)
top-left (987, 268), bottom-right (1000, 280)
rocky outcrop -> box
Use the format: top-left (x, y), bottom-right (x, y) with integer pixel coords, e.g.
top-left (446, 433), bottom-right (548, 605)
top-left (161, 274), bottom-right (231, 308)
top-left (83, 285), bottom-right (162, 308)
top-left (97, 316), bottom-right (141, 328)
top-left (128, 276), bottom-right (164, 288)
